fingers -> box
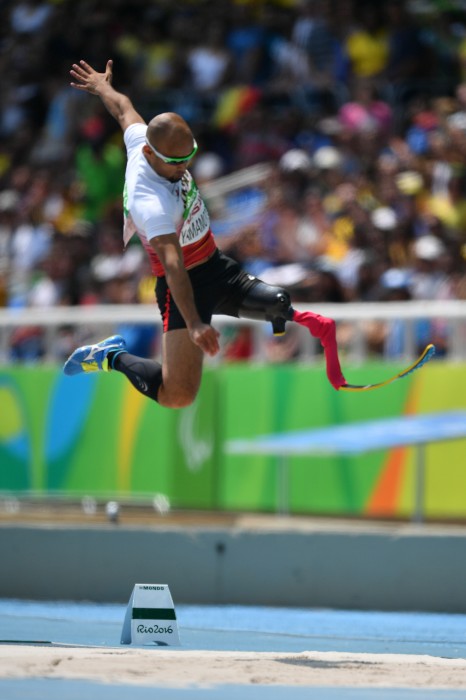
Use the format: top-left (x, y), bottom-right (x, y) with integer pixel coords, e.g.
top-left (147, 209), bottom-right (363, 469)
top-left (70, 59), bottom-right (111, 79)
top-left (70, 59), bottom-right (112, 76)
top-left (70, 61), bottom-right (91, 79)
top-left (205, 342), bottom-right (220, 357)
top-left (70, 71), bottom-right (85, 84)
top-left (105, 59), bottom-right (113, 83)
top-left (203, 344), bottom-right (219, 357)
top-left (202, 328), bottom-right (220, 356)
top-left (192, 327), bottom-right (220, 356)
top-left (70, 67), bottom-right (90, 89)
top-left (78, 59), bottom-right (93, 73)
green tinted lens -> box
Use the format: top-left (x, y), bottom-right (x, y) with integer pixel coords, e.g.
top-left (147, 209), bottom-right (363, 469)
top-left (164, 142), bottom-right (198, 163)
top-left (146, 139), bottom-right (198, 164)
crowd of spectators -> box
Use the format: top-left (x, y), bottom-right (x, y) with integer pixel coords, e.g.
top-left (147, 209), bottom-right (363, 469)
top-left (1, 0), bottom-right (466, 362)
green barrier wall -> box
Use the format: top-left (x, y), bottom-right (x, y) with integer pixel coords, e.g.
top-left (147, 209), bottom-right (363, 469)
top-left (1, 362), bottom-right (466, 519)
top-left (0, 369), bottom-right (218, 508)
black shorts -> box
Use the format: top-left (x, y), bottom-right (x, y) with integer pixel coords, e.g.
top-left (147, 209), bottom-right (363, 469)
top-left (156, 249), bottom-right (259, 332)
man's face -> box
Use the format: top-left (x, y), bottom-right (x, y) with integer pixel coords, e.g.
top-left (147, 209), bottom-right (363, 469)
top-left (143, 136), bottom-right (197, 182)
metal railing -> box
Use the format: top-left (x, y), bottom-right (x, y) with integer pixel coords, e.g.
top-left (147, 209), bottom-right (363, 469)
top-left (0, 300), bottom-right (465, 364)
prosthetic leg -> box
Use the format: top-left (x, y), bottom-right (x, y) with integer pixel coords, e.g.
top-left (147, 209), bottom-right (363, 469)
top-left (238, 282), bottom-right (347, 390)
top-left (238, 281), bottom-right (294, 336)
top-left (292, 309), bottom-right (346, 390)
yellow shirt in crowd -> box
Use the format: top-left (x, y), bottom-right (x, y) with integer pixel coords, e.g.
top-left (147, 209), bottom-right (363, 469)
top-left (346, 30), bottom-right (390, 78)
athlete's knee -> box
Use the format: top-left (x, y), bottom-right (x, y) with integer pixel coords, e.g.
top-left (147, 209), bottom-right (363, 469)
top-left (158, 386), bottom-right (198, 409)
top-left (239, 282), bottom-right (294, 334)
top-left (271, 288), bottom-right (293, 319)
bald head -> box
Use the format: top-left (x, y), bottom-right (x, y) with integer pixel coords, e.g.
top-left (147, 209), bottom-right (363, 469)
top-left (146, 112), bottom-right (195, 155)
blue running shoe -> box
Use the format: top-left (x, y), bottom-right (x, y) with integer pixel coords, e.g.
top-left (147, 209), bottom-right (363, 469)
top-left (63, 335), bottom-right (127, 376)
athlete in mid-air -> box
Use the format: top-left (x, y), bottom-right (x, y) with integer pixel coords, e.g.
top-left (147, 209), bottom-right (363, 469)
top-left (65, 60), bottom-right (430, 402)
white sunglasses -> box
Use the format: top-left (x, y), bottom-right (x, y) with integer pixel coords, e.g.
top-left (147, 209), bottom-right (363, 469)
top-left (145, 138), bottom-right (198, 164)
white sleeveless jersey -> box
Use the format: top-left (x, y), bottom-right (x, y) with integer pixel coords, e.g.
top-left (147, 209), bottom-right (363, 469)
top-left (123, 123), bottom-right (215, 276)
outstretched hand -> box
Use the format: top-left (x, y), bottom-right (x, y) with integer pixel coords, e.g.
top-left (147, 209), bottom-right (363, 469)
top-left (70, 59), bottom-right (113, 95)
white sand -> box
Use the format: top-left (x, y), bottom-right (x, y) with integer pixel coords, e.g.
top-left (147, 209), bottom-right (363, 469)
top-left (0, 646), bottom-right (465, 689)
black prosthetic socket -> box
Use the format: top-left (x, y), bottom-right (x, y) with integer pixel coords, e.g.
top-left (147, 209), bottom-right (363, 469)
top-left (238, 281), bottom-right (294, 335)
top-left (111, 352), bottom-right (163, 403)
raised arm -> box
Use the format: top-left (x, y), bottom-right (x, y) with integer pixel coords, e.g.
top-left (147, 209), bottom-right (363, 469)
top-left (70, 59), bottom-right (145, 132)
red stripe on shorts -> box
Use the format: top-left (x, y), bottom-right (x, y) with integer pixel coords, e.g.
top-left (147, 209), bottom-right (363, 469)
top-left (163, 287), bottom-right (171, 332)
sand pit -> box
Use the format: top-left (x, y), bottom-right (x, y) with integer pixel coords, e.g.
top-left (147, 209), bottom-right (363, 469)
top-left (0, 646), bottom-right (465, 690)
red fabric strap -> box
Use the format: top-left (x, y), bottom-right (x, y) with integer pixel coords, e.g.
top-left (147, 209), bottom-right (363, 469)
top-left (293, 309), bottom-right (347, 390)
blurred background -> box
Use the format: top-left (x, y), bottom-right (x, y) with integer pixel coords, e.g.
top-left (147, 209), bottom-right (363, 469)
top-left (1, 0), bottom-right (466, 526)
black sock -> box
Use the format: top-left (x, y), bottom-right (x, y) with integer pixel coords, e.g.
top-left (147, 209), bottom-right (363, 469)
top-left (110, 351), bottom-right (163, 403)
